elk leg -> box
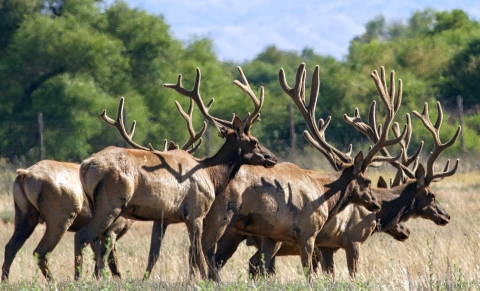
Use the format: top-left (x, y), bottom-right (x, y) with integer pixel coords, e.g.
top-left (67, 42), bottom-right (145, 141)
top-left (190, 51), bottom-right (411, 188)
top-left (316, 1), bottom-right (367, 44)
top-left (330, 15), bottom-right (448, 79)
top-left (90, 238), bottom-right (102, 279)
top-left (298, 236), bottom-right (316, 281)
top-left (34, 214), bottom-right (73, 281)
top-left (259, 238), bottom-right (277, 277)
top-left (74, 206), bottom-right (123, 280)
top-left (201, 198), bottom-right (235, 281)
top-left (186, 217), bottom-right (208, 280)
top-left (143, 220), bottom-right (169, 280)
top-left (214, 229), bottom-right (246, 272)
top-left (108, 219), bottom-right (133, 279)
top-left (2, 202), bottom-right (39, 281)
top-left (319, 248), bottom-right (335, 277)
top-left (106, 244), bottom-right (120, 279)
top-left (345, 242), bottom-right (360, 277)
top-left (249, 249), bottom-right (261, 280)
top-left (92, 232), bottom-right (119, 279)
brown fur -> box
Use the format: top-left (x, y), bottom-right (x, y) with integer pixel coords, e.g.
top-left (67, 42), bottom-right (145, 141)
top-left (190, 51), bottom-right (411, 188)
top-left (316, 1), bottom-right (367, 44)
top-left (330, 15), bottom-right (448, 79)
top-left (1, 160), bottom-right (133, 282)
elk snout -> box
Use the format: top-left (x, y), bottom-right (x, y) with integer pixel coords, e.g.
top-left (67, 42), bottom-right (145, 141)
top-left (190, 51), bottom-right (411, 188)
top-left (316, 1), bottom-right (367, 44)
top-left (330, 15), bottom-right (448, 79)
top-left (263, 154), bottom-right (277, 168)
top-left (423, 206), bottom-right (450, 226)
top-left (436, 213), bottom-right (450, 226)
top-left (387, 224), bottom-right (410, 241)
top-left (360, 193), bottom-right (381, 212)
top-left (368, 200), bottom-right (381, 212)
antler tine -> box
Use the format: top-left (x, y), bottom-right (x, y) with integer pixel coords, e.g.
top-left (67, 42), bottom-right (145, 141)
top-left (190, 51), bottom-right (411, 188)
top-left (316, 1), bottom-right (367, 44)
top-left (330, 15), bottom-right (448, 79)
top-left (233, 66), bottom-right (265, 133)
top-left (412, 101), bottom-right (461, 184)
top-left (361, 67), bottom-right (407, 169)
top-left (174, 99), bottom-right (207, 152)
top-left (431, 159), bottom-right (459, 182)
top-left (393, 114), bottom-right (424, 167)
top-left (389, 114), bottom-right (424, 184)
top-left (162, 139), bottom-right (168, 151)
top-left (100, 97), bottom-right (151, 151)
top-left (164, 68), bottom-right (232, 129)
top-left (343, 105), bottom-right (408, 169)
top-left (280, 63), bottom-right (351, 169)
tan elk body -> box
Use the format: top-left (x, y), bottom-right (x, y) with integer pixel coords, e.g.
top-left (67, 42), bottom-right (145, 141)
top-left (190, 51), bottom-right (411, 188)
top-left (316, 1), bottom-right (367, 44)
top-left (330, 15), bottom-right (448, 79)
top-left (74, 67), bottom-right (277, 280)
top-left (1, 160), bottom-right (133, 281)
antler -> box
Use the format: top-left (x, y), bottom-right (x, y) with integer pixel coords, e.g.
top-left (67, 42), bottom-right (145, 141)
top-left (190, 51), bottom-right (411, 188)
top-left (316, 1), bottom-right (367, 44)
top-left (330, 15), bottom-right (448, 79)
top-left (164, 68), bottom-right (233, 130)
top-left (412, 101), bottom-right (461, 185)
top-left (389, 115), bottom-right (423, 186)
top-left (233, 66), bottom-right (264, 133)
top-left (343, 67), bottom-right (409, 171)
top-left (279, 63), bottom-right (352, 170)
top-left (174, 99), bottom-right (207, 154)
top-left (100, 97), bottom-right (154, 151)
top-left (101, 97), bottom-right (206, 154)
top-left (165, 67), bottom-right (265, 135)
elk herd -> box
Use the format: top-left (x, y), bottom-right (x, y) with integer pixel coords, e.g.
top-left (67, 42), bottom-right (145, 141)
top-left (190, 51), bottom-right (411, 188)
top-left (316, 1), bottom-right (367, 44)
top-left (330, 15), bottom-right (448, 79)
top-left (1, 63), bottom-right (460, 283)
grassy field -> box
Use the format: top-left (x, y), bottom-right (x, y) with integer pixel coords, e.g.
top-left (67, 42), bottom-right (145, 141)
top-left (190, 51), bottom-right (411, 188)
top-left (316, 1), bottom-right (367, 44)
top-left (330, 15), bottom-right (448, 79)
top-left (0, 158), bottom-right (479, 290)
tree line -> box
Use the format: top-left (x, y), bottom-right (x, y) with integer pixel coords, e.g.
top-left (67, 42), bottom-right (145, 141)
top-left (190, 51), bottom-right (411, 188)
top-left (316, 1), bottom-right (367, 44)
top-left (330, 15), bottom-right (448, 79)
top-left (1, 0), bottom-right (478, 164)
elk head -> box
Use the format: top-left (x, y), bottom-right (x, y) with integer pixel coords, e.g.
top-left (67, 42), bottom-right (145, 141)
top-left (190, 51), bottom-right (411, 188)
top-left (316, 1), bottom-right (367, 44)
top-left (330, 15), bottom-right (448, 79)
top-left (164, 67), bottom-right (277, 168)
top-left (402, 164), bottom-right (450, 225)
top-left (345, 70), bottom-right (460, 228)
top-left (385, 222), bottom-right (410, 241)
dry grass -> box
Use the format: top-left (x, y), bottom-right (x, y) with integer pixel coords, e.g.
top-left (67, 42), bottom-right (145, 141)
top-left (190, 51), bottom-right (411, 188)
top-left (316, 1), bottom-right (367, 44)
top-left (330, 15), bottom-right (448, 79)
top-left (0, 165), bottom-right (479, 290)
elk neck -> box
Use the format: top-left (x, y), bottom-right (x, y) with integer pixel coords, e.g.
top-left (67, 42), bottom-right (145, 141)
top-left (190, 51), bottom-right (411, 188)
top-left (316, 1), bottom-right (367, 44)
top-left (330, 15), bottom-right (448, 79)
top-left (199, 141), bottom-right (245, 195)
top-left (321, 171), bottom-right (354, 223)
top-left (374, 181), bottom-right (417, 232)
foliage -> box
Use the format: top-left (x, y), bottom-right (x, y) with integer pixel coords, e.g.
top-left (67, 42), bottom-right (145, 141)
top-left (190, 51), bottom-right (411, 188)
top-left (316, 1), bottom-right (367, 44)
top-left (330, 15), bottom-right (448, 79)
top-left (0, 4), bottom-right (479, 163)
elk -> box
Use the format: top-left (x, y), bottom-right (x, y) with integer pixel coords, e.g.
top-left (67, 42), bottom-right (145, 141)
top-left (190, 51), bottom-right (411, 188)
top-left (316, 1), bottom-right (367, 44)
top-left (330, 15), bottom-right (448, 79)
top-left (200, 63), bottom-right (409, 281)
top-left (1, 98), bottom-right (204, 282)
top-left (74, 67), bottom-right (277, 280)
top-left (217, 67), bottom-right (460, 279)
top-left (213, 179), bottom-right (411, 279)
top-left (1, 160), bottom-right (134, 282)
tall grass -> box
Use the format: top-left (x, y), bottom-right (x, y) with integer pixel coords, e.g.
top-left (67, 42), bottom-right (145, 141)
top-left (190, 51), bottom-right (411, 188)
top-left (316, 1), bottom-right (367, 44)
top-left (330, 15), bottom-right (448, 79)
top-left (0, 162), bottom-right (479, 290)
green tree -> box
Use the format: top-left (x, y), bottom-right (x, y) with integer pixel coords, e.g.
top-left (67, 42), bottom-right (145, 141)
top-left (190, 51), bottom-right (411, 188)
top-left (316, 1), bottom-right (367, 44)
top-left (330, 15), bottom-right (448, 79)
top-left (438, 38), bottom-right (480, 117)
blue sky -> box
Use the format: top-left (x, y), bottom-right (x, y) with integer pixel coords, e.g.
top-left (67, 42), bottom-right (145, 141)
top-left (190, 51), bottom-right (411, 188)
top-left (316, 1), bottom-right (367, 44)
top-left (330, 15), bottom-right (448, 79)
top-left (108, 0), bottom-right (480, 62)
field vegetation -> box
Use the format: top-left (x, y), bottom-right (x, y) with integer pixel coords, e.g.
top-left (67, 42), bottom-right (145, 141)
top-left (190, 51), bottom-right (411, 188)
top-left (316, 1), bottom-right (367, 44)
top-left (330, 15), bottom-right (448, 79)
top-left (0, 158), bottom-right (479, 290)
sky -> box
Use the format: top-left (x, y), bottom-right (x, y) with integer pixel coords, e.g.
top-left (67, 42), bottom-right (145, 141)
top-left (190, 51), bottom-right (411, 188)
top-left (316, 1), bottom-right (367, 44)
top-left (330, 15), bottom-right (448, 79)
top-left (108, 0), bottom-right (480, 63)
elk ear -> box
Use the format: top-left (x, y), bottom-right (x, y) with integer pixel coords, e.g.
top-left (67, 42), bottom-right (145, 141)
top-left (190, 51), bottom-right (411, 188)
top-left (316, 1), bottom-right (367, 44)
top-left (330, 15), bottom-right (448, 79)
top-left (415, 163), bottom-right (426, 187)
top-left (377, 176), bottom-right (388, 188)
top-left (353, 151), bottom-right (364, 174)
top-left (212, 119), bottom-right (228, 138)
top-left (232, 115), bottom-right (245, 141)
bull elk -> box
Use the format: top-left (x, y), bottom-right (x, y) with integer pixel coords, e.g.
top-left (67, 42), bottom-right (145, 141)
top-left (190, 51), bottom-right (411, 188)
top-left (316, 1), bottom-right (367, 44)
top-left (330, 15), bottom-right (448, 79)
top-left (74, 67), bottom-right (277, 280)
top-left (213, 179), bottom-right (411, 280)
top-left (1, 98), bottom-right (204, 282)
top-left (200, 63), bottom-right (412, 281)
top-left (313, 85), bottom-right (460, 277)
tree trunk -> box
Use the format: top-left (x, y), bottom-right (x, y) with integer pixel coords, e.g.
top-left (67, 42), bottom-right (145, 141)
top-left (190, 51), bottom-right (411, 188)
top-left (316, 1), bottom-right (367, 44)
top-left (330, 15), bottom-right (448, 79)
top-left (38, 112), bottom-right (45, 160)
top-left (456, 95), bottom-right (466, 157)
top-left (288, 104), bottom-right (296, 154)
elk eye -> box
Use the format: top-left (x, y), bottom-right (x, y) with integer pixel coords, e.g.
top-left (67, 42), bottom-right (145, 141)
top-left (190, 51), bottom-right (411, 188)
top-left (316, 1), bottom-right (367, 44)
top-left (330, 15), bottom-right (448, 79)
top-left (252, 140), bottom-right (258, 147)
